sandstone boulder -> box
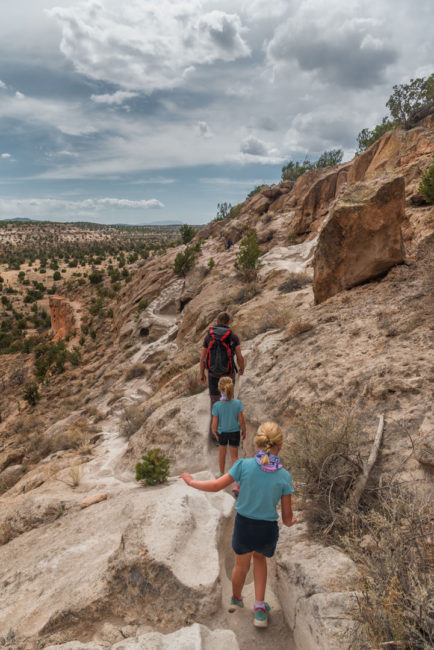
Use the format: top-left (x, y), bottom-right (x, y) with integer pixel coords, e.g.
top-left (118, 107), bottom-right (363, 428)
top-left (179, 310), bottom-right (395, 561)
top-left (313, 175), bottom-right (405, 303)
top-left (0, 482), bottom-right (233, 644)
top-left (276, 523), bottom-right (359, 650)
top-left (44, 623), bottom-right (240, 650)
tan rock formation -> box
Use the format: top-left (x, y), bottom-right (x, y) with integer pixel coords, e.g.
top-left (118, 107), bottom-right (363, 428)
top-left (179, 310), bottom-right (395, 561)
top-left (313, 175), bottom-right (406, 303)
top-left (49, 296), bottom-right (76, 341)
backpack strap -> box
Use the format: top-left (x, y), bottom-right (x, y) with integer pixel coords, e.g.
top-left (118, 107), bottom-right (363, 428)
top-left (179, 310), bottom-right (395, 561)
top-left (205, 326), bottom-right (215, 370)
top-left (219, 328), bottom-right (233, 373)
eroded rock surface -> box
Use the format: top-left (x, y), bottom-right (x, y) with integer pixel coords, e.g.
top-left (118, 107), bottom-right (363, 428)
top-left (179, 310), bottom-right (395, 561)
top-left (0, 483), bottom-right (233, 644)
top-left (313, 175), bottom-right (405, 303)
top-left (276, 524), bottom-right (359, 650)
top-left (44, 623), bottom-right (240, 650)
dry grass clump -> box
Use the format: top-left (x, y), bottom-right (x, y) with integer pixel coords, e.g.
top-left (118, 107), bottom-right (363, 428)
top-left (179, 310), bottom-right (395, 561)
top-left (236, 305), bottom-right (293, 339)
top-left (107, 390), bottom-right (125, 406)
top-left (284, 319), bottom-right (315, 340)
top-left (183, 367), bottom-right (206, 396)
top-left (52, 463), bottom-right (82, 488)
top-left (120, 404), bottom-right (147, 439)
top-left (233, 283), bottom-right (260, 305)
top-left (125, 363), bottom-right (147, 381)
top-left (50, 421), bottom-right (95, 456)
top-left (345, 484), bottom-right (433, 649)
top-left (278, 272), bottom-right (312, 293)
top-left (282, 404), bottom-right (363, 535)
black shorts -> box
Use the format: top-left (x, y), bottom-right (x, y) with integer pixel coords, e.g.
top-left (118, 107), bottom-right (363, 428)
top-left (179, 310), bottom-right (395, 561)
top-left (232, 513), bottom-right (279, 558)
top-left (218, 430), bottom-right (240, 447)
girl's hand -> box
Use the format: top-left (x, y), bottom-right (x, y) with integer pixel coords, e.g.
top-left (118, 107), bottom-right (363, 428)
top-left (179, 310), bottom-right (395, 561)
top-left (213, 431), bottom-right (219, 441)
top-left (179, 472), bottom-right (194, 486)
top-left (241, 430), bottom-right (246, 440)
top-left (290, 516), bottom-right (297, 526)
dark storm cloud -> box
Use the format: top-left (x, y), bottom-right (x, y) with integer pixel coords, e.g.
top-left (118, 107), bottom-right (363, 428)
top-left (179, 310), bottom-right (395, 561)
top-left (267, 14), bottom-right (399, 89)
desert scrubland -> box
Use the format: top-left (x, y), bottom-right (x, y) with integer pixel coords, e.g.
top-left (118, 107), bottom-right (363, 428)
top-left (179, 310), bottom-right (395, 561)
top-left (0, 115), bottom-right (433, 650)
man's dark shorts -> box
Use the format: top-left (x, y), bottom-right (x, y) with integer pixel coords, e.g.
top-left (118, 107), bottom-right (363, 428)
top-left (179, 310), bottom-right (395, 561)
top-left (218, 430), bottom-right (240, 448)
top-left (209, 374), bottom-right (236, 404)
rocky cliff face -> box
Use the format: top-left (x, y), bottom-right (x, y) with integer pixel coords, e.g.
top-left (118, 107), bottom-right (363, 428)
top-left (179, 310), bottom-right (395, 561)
top-left (49, 296), bottom-right (77, 341)
top-left (0, 117), bottom-right (433, 650)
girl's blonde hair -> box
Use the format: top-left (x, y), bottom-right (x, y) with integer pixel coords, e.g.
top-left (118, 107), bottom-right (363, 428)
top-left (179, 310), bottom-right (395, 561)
top-left (254, 422), bottom-right (283, 465)
top-left (218, 376), bottom-right (234, 401)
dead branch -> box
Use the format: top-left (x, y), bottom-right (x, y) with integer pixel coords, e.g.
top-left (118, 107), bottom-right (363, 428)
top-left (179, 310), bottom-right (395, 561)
top-left (348, 414), bottom-right (384, 511)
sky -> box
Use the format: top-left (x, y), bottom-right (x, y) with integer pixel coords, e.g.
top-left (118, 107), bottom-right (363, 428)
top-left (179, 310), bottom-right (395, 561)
top-left (0, 0), bottom-right (432, 225)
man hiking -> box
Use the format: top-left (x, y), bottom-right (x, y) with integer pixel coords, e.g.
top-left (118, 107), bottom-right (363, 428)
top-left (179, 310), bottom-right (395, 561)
top-left (200, 312), bottom-right (245, 441)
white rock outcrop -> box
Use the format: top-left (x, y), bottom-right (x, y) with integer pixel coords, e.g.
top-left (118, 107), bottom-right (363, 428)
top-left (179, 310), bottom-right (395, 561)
top-left (0, 482), bottom-right (233, 643)
top-left (44, 623), bottom-right (240, 650)
top-left (276, 523), bottom-right (360, 650)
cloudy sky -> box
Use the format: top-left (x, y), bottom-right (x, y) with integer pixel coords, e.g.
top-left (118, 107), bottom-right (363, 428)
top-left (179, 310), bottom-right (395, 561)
top-left (0, 0), bottom-right (432, 225)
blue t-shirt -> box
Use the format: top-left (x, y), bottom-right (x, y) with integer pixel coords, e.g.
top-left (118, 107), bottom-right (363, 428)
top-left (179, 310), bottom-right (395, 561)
top-left (229, 458), bottom-right (294, 521)
top-left (212, 399), bottom-right (243, 433)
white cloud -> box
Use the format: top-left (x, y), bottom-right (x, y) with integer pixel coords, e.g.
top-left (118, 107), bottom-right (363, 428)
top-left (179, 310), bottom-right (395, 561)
top-left (0, 197), bottom-right (164, 221)
top-left (48, 0), bottom-right (251, 93)
top-left (1, 153), bottom-right (11, 159)
top-left (91, 90), bottom-right (139, 105)
top-left (240, 135), bottom-right (269, 156)
top-left (0, 80), bottom-right (6, 89)
top-left (198, 121), bottom-right (213, 138)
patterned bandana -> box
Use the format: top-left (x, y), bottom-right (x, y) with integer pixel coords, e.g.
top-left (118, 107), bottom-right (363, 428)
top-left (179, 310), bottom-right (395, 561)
top-left (255, 450), bottom-right (283, 472)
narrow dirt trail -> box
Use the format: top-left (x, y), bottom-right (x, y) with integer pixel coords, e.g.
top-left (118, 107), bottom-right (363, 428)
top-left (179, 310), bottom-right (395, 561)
top-left (192, 390), bottom-right (296, 649)
top-left (77, 276), bottom-right (296, 648)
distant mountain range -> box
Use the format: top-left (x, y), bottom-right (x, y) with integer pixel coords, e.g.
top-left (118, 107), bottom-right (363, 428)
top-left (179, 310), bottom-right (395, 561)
top-left (2, 217), bottom-right (185, 227)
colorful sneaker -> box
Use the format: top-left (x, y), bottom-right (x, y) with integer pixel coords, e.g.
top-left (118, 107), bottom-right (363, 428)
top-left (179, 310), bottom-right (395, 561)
top-left (215, 472), bottom-right (223, 479)
top-left (228, 596), bottom-right (244, 612)
top-left (254, 602), bottom-right (270, 628)
top-left (231, 482), bottom-right (240, 498)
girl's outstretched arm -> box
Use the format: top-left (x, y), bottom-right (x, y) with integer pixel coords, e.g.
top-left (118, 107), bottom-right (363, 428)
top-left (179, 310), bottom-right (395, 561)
top-left (180, 472), bottom-right (234, 492)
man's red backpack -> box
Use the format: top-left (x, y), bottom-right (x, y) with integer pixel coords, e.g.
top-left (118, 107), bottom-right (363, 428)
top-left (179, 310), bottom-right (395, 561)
top-left (205, 325), bottom-right (234, 376)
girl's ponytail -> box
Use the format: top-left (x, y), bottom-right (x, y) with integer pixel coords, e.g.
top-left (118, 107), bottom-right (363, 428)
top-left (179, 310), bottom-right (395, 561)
top-left (217, 376), bottom-right (234, 401)
top-left (254, 422), bottom-right (283, 463)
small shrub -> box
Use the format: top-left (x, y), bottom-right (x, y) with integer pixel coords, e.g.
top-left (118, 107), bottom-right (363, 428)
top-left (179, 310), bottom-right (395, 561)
top-left (125, 363), bottom-right (147, 381)
top-left (138, 298), bottom-right (148, 312)
top-left (135, 448), bottom-right (170, 486)
top-left (120, 404), bottom-right (147, 438)
top-left (346, 484), bottom-right (433, 649)
top-left (284, 320), bottom-right (315, 340)
top-left (282, 405), bottom-right (360, 535)
top-left (419, 154), bottom-right (434, 204)
top-left (208, 257), bottom-right (215, 270)
top-left (174, 246), bottom-right (197, 276)
top-left (179, 224), bottom-right (196, 244)
top-left (278, 272), bottom-right (311, 293)
top-left (234, 228), bottom-right (261, 280)
top-left (23, 383), bottom-right (41, 406)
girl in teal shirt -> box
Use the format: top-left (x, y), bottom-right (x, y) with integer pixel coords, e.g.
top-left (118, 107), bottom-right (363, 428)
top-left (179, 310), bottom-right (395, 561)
top-left (180, 421), bottom-right (296, 628)
top-left (211, 376), bottom-right (246, 496)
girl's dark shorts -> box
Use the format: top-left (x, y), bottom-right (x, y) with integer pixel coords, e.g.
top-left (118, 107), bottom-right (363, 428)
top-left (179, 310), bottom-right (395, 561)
top-left (218, 430), bottom-right (240, 447)
top-left (232, 513), bottom-right (279, 558)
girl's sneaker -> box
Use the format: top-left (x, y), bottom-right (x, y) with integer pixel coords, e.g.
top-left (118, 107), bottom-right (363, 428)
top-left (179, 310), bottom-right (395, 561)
top-left (228, 596), bottom-right (244, 612)
top-left (231, 482), bottom-right (240, 498)
top-left (215, 472), bottom-right (223, 479)
top-left (253, 602), bottom-right (270, 628)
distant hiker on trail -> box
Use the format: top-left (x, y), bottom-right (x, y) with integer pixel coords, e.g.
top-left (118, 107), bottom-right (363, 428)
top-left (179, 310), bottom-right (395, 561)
top-left (200, 311), bottom-right (245, 409)
top-left (212, 376), bottom-right (246, 498)
top-left (180, 421), bottom-right (296, 628)
top-left (226, 237), bottom-right (233, 250)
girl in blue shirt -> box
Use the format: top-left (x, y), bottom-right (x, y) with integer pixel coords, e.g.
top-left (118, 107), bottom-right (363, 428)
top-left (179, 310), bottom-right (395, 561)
top-left (212, 376), bottom-right (246, 496)
top-left (180, 421), bottom-right (296, 628)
